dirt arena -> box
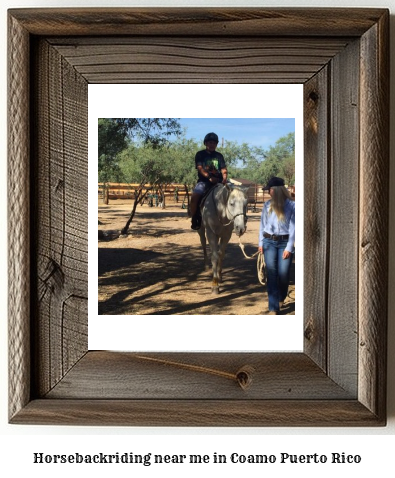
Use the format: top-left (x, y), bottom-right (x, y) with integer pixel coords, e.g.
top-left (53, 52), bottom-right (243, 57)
top-left (98, 199), bottom-right (295, 315)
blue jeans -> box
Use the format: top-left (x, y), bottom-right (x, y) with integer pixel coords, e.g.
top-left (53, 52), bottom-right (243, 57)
top-left (263, 238), bottom-right (293, 312)
top-left (193, 181), bottom-right (212, 195)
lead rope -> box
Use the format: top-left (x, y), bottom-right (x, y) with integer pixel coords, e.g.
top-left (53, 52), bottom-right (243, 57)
top-left (238, 237), bottom-right (267, 286)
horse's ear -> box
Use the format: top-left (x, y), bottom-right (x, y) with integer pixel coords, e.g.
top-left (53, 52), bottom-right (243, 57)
top-left (225, 183), bottom-right (232, 191)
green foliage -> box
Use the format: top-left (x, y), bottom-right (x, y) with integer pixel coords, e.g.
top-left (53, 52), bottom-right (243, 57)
top-left (111, 118), bottom-right (182, 148)
top-left (256, 132), bottom-right (295, 185)
top-left (165, 137), bottom-right (199, 189)
top-left (98, 120), bottom-right (295, 197)
top-left (98, 122), bottom-right (295, 230)
top-left (235, 132), bottom-right (295, 185)
top-left (220, 141), bottom-right (255, 167)
top-left (98, 118), bottom-right (182, 184)
top-left (98, 118), bottom-right (128, 183)
top-left (118, 143), bottom-right (171, 186)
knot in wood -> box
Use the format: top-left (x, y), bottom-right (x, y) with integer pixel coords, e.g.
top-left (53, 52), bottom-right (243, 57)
top-left (304, 323), bottom-right (314, 341)
top-left (308, 91), bottom-right (319, 103)
top-left (236, 365), bottom-right (255, 390)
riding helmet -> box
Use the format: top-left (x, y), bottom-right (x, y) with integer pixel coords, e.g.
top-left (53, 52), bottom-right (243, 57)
top-left (204, 132), bottom-right (219, 144)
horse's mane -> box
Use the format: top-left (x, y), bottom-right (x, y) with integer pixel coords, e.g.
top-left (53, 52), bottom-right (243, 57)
top-left (227, 185), bottom-right (248, 199)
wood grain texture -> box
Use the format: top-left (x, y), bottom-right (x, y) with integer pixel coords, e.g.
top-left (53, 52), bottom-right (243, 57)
top-left (46, 352), bottom-right (354, 400)
top-left (48, 37), bottom-right (350, 84)
top-left (11, 399), bottom-right (384, 427)
top-left (8, 12), bottom-right (31, 421)
top-left (30, 39), bottom-right (88, 398)
top-left (8, 8), bottom-right (387, 37)
top-left (327, 39), bottom-right (360, 396)
top-left (303, 68), bottom-right (330, 370)
top-left (358, 12), bottom-right (389, 419)
top-left (7, 8), bottom-right (389, 426)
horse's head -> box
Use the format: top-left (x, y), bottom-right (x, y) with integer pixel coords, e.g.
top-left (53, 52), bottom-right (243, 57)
top-left (225, 185), bottom-right (249, 237)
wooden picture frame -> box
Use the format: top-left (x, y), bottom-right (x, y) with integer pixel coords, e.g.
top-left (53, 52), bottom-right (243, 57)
top-left (8, 8), bottom-right (389, 426)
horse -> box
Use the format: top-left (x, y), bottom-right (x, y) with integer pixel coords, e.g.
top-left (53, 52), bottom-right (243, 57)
top-left (197, 183), bottom-right (249, 294)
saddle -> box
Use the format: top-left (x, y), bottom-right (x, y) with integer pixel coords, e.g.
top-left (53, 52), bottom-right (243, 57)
top-left (199, 183), bottom-right (221, 212)
top-left (192, 183), bottom-right (227, 230)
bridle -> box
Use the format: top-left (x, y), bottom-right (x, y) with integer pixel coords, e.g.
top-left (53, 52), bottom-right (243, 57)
top-left (211, 184), bottom-right (248, 227)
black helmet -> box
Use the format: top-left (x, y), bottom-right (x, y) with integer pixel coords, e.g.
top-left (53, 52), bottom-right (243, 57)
top-left (204, 132), bottom-right (219, 144)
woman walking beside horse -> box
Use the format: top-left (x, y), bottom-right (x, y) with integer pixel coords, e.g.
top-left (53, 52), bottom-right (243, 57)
top-left (258, 177), bottom-right (295, 315)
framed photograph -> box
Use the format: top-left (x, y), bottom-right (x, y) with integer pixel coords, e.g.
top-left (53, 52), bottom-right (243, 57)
top-left (90, 85), bottom-right (303, 351)
top-left (8, 8), bottom-right (389, 426)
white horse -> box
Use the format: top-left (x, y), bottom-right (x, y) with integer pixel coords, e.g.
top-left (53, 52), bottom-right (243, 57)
top-left (197, 184), bottom-right (249, 294)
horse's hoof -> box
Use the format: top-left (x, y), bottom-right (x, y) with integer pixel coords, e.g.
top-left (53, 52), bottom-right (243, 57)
top-left (212, 286), bottom-right (220, 295)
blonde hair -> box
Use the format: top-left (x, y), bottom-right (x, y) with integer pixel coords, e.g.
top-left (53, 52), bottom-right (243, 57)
top-left (268, 186), bottom-right (294, 223)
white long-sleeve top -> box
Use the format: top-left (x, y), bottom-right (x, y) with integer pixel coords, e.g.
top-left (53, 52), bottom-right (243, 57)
top-left (258, 198), bottom-right (295, 253)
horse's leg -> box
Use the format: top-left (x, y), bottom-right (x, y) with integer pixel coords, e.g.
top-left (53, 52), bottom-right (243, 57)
top-left (206, 228), bottom-right (220, 294)
top-left (217, 240), bottom-right (226, 284)
top-left (197, 226), bottom-right (210, 271)
top-left (217, 230), bottom-right (232, 284)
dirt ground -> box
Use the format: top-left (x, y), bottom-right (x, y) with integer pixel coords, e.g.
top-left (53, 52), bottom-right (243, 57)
top-left (98, 199), bottom-right (295, 315)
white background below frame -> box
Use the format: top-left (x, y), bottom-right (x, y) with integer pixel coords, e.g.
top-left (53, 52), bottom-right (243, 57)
top-left (88, 84), bottom-right (304, 352)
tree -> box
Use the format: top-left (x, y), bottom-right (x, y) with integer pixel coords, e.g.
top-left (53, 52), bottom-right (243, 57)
top-left (256, 132), bottom-right (295, 185)
top-left (112, 118), bottom-right (182, 147)
top-left (98, 118), bottom-right (182, 203)
top-left (282, 156), bottom-right (296, 186)
top-left (118, 143), bottom-right (173, 235)
top-left (165, 137), bottom-right (199, 213)
top-left (230, 145), bottom-right (263, 183)
top-left (220, 141), bottom-right (255, 169)
top-left (98, 119), bottom-right (128, 203)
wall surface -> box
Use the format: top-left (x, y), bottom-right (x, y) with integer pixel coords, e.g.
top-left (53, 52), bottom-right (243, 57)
top-left (1, 0), bottom-right (394, 476)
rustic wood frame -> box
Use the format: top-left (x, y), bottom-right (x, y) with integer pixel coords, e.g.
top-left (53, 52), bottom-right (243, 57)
top-left (8, 8), bottom-right (389, 426)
